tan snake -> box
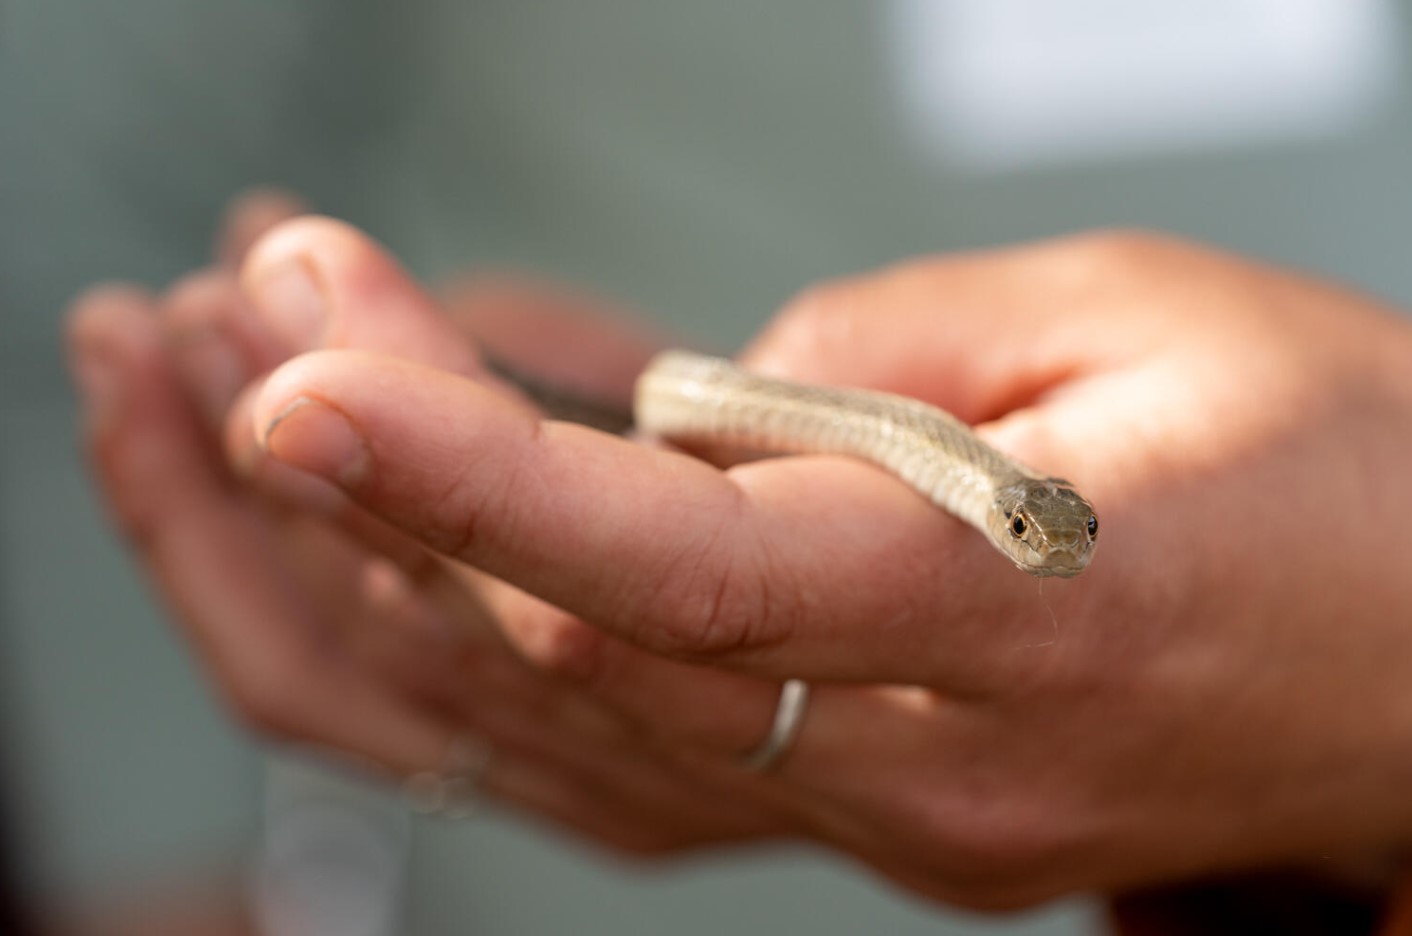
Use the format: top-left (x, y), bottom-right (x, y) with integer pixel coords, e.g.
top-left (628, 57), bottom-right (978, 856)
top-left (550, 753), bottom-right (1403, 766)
top-left (492, 349), bottom-right (1097, 577)
top-left (633, 351), bottom-right (1097, 577)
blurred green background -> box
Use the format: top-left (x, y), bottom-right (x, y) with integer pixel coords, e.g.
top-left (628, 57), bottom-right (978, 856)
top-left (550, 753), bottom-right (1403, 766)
top-left (3, 2), bottom-right (1411, 933)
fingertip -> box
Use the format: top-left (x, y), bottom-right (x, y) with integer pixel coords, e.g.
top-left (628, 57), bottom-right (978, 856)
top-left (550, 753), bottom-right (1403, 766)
top-left (240, 215), bottom-right (376, 296)
top-left (66, 282), bottom-right (159, 348)
top-left (241, 221), bottom-right (335, 351)
top-left (249, 350), bottom-right (339, 442)
top-left (160, 273), bottom-right (255, 427)
top-left (161, 269), bottom-right (240, 334)
top-left (66, 285), bottom-right (163, 425)
top-left (242, 217), bottom-right (482, 375)
top-left (261, 395), bottom-right (370, 492)
top-left (250, 351), bottom-right (379, 492)
top-left (217, 186), bottom-right (309, 268)
top-left (221, 377), bottom-right (351, 516)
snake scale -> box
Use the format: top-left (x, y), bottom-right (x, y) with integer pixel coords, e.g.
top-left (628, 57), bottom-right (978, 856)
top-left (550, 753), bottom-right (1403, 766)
top-left (493, 350), bottom-right (1098, 577)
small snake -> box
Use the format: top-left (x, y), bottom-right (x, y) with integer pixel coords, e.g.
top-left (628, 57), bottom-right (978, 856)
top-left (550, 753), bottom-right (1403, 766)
top-left (634, 351), bottom-right (1097, 577)
top-left (489, 350), bottom-right (1098, 577)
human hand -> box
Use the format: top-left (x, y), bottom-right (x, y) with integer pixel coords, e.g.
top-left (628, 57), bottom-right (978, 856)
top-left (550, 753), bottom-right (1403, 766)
top-left (66, 191), bottom-right (794, 855)
top-left (236, 228), bottom-right (1412, 907)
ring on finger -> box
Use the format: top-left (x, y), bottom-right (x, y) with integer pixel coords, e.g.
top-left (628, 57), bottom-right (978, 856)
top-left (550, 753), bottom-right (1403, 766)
top-left (739, 679), bottom-right (809, 773)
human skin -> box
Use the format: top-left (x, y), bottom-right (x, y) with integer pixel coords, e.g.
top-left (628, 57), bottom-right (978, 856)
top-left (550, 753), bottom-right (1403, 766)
top-left (68, 195), bottom-right (1412, 910)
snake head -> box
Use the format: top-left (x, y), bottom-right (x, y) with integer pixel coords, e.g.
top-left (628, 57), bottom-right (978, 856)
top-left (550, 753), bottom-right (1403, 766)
top-left (989, 478), bottom-right (1098, 577)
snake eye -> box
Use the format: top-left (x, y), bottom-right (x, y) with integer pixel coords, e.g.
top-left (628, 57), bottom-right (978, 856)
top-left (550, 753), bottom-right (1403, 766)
top-left (1009, 512), bottom-right (1027, 538)
top-left (1086, 515), bottom-right (1099, 539)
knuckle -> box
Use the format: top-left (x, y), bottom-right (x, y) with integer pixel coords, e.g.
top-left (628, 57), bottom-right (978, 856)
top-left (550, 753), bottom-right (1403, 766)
top-left (752, 279), bottom-right (861, 366)
top-left (634, 535), bottom-right (788, 661)
top-left (413, 411), bottom-right (554, 566)
top-left (505, 605), bottom-right (608, 684)
top-left (648, 567), bottom-right (747, 658)
top-left (414, 448), bottom-right (516, 561)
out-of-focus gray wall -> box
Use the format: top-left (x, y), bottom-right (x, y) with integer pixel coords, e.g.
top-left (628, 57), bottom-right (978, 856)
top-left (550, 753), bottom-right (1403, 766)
top-left (3, 2), bottom-right (1411, 933)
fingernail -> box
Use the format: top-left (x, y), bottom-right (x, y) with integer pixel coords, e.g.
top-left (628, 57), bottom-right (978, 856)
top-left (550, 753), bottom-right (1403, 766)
top-left (262, 397), bottom-right (369, 487)
top-left (253, 256), bottom-right (326, 349)
top-left (72, 345), bottom-right (123, 433)
top-left (173, 328), bottom-right (246, 427)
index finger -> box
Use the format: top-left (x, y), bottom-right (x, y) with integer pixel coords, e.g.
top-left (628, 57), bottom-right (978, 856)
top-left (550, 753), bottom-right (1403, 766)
top-left (252, 349), bottom-right (1079, 691)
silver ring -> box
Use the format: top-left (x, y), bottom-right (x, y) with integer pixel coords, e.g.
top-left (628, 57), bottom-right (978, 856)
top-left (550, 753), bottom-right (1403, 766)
top-left (405, 737), bottom-right (493, 820)
top-left (739, 679), bottom-right (810, 773)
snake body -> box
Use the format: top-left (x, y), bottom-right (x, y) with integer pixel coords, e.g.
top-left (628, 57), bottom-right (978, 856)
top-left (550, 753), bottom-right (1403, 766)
top-left (634, 351), bottom-right (1097, 577)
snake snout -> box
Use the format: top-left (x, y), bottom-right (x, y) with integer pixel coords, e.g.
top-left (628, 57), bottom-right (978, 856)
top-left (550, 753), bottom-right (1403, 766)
top-left (1032, 526), bottom-right (1096, 577)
